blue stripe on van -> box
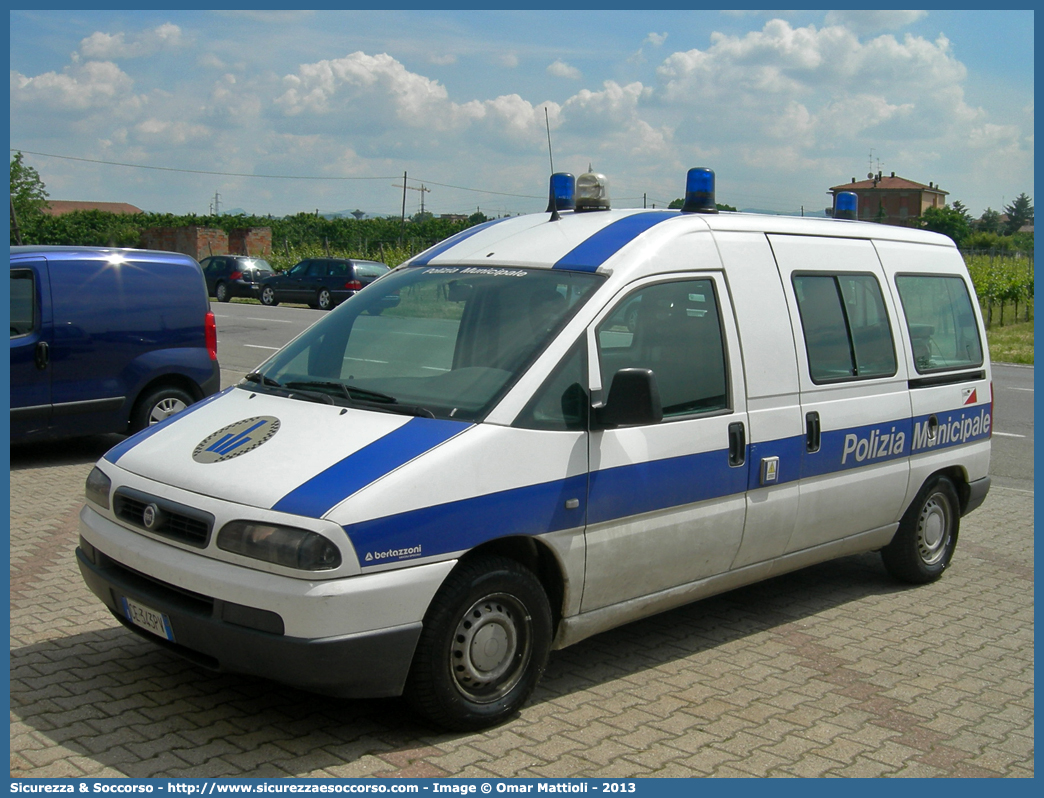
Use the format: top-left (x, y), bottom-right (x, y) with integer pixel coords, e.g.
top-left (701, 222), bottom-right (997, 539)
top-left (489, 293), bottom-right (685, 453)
top-left (271, 416), bottom-right (471, 518)
top-left (103, 388), bottom-right (231, 465)
top-left (553, 211), bottom-right (677, 272)
top-left (343, 403), bottom-right (992, 567)
top-left (345, 474), bottom-right (589, 566)
top-left (409, 218), bottom-right (512, 266)
top-left (587, 446), bottom-right (747, 525)
top-left (345, 446), bottom-right (747, 566)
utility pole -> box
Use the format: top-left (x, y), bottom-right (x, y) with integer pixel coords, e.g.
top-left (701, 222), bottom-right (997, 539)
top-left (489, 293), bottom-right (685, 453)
top-left (392, 179), bottom-right (432, 214)
top-left (10, 197), bottom-right (22, 245)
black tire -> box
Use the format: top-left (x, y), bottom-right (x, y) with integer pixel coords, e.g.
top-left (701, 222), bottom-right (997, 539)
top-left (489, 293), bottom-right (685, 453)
top-left (317, 288), bottom-right (334, 310)
top-left (130, 386), bottom-right (195, 433)
top-left (215, 281), bottom-right (231, 302)
top-left (881, 475), bottom-right (960, 584)
top-left (260, 286), bottom-right (279, 306)
top-left (404, 556), bottom-right (552, 731)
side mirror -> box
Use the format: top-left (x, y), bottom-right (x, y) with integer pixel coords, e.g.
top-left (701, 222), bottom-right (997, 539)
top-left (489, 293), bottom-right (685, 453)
top-left (594, 368), bottom-right (663, 428)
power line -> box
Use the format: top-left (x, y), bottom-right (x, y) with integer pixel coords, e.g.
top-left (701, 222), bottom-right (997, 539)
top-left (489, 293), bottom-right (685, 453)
top-left (11, 148), bottom-right (544, 200)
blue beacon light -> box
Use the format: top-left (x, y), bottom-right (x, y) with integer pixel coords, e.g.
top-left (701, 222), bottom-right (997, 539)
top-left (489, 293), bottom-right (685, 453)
top-left (546, 172), bottom-right (576, 216)
top-left (834, 191), bottom-right (858, 220)
top-left (680, 167), bottom-right (718, 214)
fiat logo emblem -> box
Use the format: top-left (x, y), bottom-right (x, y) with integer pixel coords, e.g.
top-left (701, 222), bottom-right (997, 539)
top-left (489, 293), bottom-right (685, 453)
top-left (143, 504), bottom-right (160, 529)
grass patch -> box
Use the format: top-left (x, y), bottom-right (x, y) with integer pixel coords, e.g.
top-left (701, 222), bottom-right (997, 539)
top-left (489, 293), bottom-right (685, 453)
top-left (986, 319), bottom-right (1034, 365)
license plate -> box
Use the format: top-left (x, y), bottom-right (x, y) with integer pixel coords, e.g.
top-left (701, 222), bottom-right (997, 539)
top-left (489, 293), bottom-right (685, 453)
top-left (121, 596), bottom-right (175, 642)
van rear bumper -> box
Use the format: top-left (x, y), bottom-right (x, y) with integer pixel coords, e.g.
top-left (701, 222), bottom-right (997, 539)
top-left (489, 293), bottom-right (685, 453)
top-left (76, 542), bottom-right (421, 698)
top-left (963, 475), bottom-right (991, 516)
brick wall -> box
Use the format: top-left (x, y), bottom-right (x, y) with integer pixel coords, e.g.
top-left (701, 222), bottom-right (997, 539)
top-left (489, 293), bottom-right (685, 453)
top-left (141, 226), bottom-right (272, 259)
top-left (228, 227), bottom-right (272, 256)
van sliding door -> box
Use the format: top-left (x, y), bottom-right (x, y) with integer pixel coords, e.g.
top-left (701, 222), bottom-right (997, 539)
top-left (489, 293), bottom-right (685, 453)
top-left (768, 235), bottom-right (912, 552)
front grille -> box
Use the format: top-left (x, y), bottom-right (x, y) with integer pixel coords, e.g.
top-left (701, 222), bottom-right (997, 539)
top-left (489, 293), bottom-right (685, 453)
top-left (113, 489), bottom-right (214, 548)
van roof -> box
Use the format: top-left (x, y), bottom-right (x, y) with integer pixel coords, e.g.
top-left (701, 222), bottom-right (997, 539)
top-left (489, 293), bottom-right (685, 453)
top-left (10, 245), bottom-right (198, 263)
top-left (405, 208), bottom-right (957, 275)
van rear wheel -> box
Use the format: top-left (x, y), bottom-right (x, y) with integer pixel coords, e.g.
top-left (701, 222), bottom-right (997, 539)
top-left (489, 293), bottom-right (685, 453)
top-left (881, 475), bottom-right (960, 584)
top-left (131, 386), bottom-right (194, 433)
top-left (404, 556), bottom-right (552, 731)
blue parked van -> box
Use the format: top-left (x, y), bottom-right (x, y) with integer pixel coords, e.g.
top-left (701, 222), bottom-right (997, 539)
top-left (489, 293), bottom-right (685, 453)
top-left (10, 246), bottom-right (221, 442)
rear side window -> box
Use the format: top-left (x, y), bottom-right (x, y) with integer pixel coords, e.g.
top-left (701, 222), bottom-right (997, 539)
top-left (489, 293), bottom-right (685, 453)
top-left (793, 273), bottom-right (897, 383)
top-left (10, 269), bottom-right (35, 337)
top-left (895, 275), bottom-right (983, 373)
top-left (355, 263), bottom-right (389, 280)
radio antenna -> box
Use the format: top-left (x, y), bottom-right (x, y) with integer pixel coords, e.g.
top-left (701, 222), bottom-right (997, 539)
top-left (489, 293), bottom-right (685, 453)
top-left (545, 108), bottom-right (561, 221)
top-left (545, 107), bottom-right (555, 174)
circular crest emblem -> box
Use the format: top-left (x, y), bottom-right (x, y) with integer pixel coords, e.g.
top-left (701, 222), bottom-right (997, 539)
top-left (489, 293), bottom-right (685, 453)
top-left (142, 503), bottom-right (159, 529)
top-left (193, 416), bottom-right (280, 464)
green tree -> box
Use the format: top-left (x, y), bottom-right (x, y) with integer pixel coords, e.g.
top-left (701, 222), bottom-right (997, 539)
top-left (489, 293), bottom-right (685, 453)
top-left (920, 205), bottom-right (970, 245)
top-left (10, 151), bottom-right (50, 243)
top-left (1003, 193), bottom-right (1033, 235)
top-left (950, 200), bottom-right (973, 226)
top-left (978, 207), bottom-right (1001, 234)
top-left (668, 198), bottom-right (737, 212)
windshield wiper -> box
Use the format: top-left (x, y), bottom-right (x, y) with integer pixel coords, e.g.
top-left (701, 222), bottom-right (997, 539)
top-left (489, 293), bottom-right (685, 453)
top-left (244, 374), bottom-right (333, 405)
top-left (285, 381), bottom-right (398, 404)
top-left (284, 380), bottom-right (434, 418)
top-left (243, 371), bottom-right (282, 388)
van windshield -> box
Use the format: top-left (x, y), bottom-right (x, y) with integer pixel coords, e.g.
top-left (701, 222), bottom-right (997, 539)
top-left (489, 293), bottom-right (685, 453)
top-left (245, 265), bottom-right (603, 420)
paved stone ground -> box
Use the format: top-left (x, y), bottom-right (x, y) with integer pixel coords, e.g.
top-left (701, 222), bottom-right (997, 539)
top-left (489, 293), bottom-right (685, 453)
top-left (10, 436), bottom-right (1034, 778)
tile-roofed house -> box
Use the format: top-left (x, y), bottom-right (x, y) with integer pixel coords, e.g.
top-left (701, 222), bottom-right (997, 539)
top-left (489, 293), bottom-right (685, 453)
top-left (42, 200), bottom-right (144, 216)
top-left (828, 172), bottom-right (947, 227)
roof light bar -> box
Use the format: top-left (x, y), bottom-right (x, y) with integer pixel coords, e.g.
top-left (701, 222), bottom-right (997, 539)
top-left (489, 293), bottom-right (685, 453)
top-left (576, 169), bottom-right (611, 212)
top-left (546, 172), bottom-right (576, 214)
top-left (834, 191), bottom-right (858, 220)
top-left (680, 167), bottom-right (718, 214)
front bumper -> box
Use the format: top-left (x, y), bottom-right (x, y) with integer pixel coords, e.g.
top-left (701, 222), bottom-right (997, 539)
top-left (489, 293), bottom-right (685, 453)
top-left (77, 538), bottom-right (422, 698)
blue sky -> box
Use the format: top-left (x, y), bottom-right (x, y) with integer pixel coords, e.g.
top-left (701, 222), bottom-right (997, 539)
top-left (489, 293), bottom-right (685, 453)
top-left (9, 9), bottom-right (1035, 219)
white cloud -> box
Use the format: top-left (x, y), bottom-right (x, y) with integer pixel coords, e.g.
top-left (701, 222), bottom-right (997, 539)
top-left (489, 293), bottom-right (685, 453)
top-left (10, 60), bottom-right (140, 111)
top-left (429, 54), bottom-right (457, 66)
top-left (824, 10), bottom-right (928, 35)
top-left (547, 60), bottom-right (582, 80)
top-left (79, 23), bottom-right (184, 60)
top-left (655, 19), bottom-right (977, 149)
top-left (500, 53), bottom-right (519, 68)
top-left (644, 32), bottom-right (668, 47)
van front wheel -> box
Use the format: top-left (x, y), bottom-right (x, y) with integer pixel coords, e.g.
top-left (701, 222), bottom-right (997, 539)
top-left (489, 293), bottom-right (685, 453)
top-left (131, 386), bottom-right (194, 433)
top-left (405, 556), bottom-right (552, 731)
top-left (881, 475), bottom-right (960, 584)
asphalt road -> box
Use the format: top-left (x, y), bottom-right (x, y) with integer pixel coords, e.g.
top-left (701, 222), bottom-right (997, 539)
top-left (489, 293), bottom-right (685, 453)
top-left (989, 363), bottom-right (1034, 491)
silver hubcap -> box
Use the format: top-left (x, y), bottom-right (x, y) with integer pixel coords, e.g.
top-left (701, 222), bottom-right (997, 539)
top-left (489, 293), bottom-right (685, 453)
top-left (263, 288), bottom-right (274, 304)
top-left (216, 284), bottom-right (226, 300)
top-left (917, 492), bottom-right (952, 565)
top-left (319, 292), bottom-right (330, 309)
top-left (451, 593), bottom-right (530, 703)
top-left (148, 397), bottom-right (187, 425)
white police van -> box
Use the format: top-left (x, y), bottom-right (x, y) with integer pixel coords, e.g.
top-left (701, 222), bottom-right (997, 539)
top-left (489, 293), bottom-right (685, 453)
top-left (78, 168), bottom-right (992, 731)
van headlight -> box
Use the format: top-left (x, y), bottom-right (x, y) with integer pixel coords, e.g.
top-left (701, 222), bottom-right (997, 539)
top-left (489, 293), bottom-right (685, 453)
top-left (217, 521), bottom-right (342, 571)
top-left (85, 467), bottom-right (112, 510)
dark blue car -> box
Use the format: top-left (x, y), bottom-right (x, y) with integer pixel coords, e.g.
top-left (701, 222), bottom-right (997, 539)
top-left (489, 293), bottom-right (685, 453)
top-left (10, 246), bottom-right (221, 441)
